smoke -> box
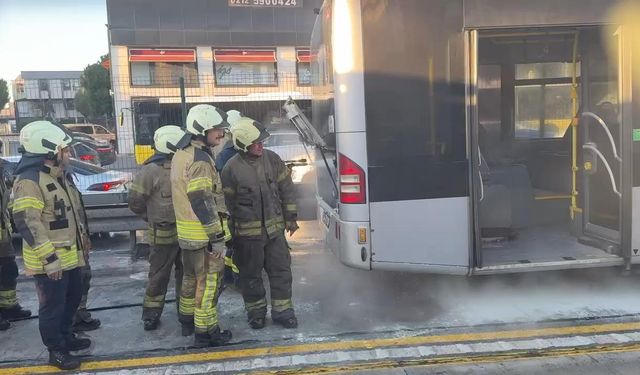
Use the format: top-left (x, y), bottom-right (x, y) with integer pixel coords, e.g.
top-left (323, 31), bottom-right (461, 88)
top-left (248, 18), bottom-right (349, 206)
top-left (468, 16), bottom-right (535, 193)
top-left (291, 227), bottom-right (640, 335)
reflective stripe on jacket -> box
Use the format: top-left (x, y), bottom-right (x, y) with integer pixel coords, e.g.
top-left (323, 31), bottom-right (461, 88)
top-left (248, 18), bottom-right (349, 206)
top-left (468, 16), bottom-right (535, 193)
top-left (10, 165), bottom-right (86, 275)
top-left (171, 140), bottom-right (228, 250)
top-left (129, 155), bottom-right (178, 245)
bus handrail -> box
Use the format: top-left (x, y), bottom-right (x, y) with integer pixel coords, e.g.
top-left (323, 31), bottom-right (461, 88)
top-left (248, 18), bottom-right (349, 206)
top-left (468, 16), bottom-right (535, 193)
top-left (581, 112), bottom-right (622, 162)
top-left (582, 143), bottom-right (621, 198)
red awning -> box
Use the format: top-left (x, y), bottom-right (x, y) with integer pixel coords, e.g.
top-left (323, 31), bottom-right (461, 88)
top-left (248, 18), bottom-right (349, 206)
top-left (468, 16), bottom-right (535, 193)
top-left (214, 49), bottom-right (277, 63)
top-left (296, 49), bottom-right (311, 63)
top-left (129, 49), bottom-right (196, 63)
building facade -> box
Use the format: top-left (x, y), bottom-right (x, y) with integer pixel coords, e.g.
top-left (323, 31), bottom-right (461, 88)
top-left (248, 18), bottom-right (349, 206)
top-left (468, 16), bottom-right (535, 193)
top-left (12, 71), bottom-right (86, 128)
top-left (106, 0), bottom-right (322, 153)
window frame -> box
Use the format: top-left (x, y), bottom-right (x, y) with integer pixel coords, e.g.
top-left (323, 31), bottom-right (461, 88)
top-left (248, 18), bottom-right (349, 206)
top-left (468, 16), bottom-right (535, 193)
top-left (128, 48), bottom-right (199, 88)
top-left (513, 67), bottom-right (580, 141)
top-left (212, 48), bottom-right (278, 87)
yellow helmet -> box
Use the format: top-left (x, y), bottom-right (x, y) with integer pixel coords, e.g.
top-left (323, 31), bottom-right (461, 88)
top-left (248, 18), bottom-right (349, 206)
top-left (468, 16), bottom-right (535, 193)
top-left (226, 109), bottom-right (244, 129)
top-left (185, 104), bottom-right (229, 136)
top-left (153, 125), bottom-right (186, 154)
top-left (20, 121), bottom-right (73, 156)
top-left (231, 117), bottom-right (270, 152)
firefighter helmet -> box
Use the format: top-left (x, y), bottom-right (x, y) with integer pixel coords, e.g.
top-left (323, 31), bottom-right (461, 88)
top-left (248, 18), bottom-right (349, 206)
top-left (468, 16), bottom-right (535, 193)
top-left (153, 125), bottom-right (186, 155)
top-left (226, 109), bottom-right (244, 129)
top-left (231, 117), bottom-right (270, 152)
top-left (19, 121), bottom-right (73, 156)
top-left (185, 104), bottom-right (229, 137)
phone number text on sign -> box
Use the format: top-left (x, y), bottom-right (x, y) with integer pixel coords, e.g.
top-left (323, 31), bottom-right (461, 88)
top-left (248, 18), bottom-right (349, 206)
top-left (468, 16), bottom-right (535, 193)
top-left (229, 0), bottom-right (301, 7)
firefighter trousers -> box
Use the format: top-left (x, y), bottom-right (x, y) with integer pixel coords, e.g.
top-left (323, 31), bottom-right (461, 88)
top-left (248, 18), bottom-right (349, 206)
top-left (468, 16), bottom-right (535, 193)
top-left (179, 247), bottom-right (224, 334)
top-left (233, 231), bottom-right (294, 321)
top-left (142, 243), bottom-right (183, 320)
top-left (0, 256), bottom-right (19, 310)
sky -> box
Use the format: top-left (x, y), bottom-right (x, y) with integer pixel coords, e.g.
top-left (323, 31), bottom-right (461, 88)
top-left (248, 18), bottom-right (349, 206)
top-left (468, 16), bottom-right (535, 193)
top-left (0, 0), bottom-right (108, 88)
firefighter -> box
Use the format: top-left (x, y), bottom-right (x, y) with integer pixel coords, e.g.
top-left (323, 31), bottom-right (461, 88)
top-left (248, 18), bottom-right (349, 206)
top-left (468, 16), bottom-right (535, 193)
top-left (129, 125), bottom-right (185, 331)
top-left (215, 109), bottom-right (244, 289)
top-left (221, 118), bottom-right (299, 330)
top-left (11, 121), bottom-right (91, 370)
top-left (171, 104), bottom-right (232, 347)
top-left (0, 143), bottom-right (31, 330)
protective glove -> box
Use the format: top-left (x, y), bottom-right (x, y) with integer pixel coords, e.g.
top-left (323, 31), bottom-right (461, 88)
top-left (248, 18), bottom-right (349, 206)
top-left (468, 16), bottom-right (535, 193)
top-left (44, 259), bottom-right (62, 280)
top-left (285, 221), bottom-right (299, 236)
top-left (207, 240), bottom-right (226, 259)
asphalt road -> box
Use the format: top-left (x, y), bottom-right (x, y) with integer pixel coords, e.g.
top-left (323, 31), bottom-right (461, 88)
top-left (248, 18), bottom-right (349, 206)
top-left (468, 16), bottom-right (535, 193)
top-left (3, 221), bottom-right (640, 373)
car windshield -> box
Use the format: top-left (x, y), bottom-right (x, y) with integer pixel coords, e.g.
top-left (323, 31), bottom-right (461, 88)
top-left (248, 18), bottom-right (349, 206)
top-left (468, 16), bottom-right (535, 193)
top-left (69, 126), bottom-right (93, 134)
top-left (69, 159), bottom-right (106, 175)
top-left (264, 133), bottom-right (301, 147)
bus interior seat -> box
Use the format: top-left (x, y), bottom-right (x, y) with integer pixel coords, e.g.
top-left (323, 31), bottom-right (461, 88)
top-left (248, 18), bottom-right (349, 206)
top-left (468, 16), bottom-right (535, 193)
top-left (478, 147), bottom-right (535, 239)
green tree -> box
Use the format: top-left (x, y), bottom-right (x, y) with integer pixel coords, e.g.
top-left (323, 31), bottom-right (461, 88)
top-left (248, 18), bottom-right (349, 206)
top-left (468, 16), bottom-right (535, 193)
top-left (0, 79), bottom-right (9, 110)
top-left (75, 58), bottom-right (112, 120)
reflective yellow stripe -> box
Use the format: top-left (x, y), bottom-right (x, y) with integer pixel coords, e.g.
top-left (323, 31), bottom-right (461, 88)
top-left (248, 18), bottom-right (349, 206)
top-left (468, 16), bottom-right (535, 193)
top-left (272, 299), bottom-right (294, 312)
top-left (221, 217), bottom-right (232, 242)
top-left (283, 204), bottom-right (297, 212)
top-left (187, 177), bottom-right (212, 193)
top-left (143, 295), bottom-right (165, 309)
top-left (224, 256), bottom-right (239, 274)
top-left (22, 243), bottom-right (79, 273)
top-left (195, 272), bottom-right (218, 331)
top-left (245, 298), bottom-right (267, 312)
top-left (277, 168), bottom-right (290, 182)
top-left (148, 226), bottom-right (178, 245)
top-left (0, 290), bottom-right (17, 308)
top-left (179, 296), bottom-right (195, 315)
top-left (31, 241), bottom-right (55, 259)
top-left (11, 197), bottom-right (44, 212)
top-left (176, 220), bottom-right (209, 241)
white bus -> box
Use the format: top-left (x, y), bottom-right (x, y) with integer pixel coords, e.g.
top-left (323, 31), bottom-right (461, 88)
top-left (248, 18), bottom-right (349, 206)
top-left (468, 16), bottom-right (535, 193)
top-left (301, 0), bottom-right (640, 275)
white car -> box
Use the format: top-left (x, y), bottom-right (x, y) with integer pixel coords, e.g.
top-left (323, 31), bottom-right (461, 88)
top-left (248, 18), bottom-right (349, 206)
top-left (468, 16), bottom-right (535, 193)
top-left (263, 130), bottom-right (315, 184)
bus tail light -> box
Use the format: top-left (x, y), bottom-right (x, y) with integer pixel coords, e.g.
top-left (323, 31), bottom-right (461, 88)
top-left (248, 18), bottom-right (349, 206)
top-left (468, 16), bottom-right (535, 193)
top-left (339, 153), bottom-right (366, 204)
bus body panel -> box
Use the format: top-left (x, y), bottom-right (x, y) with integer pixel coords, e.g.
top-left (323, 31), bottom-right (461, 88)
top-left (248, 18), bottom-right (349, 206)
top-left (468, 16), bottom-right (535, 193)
top-left (369, 198), bottom-right (470, 268)
top-left (632, 188), bottom-right (640, 263)
top-left (464, 0), bottom-right (616, 29)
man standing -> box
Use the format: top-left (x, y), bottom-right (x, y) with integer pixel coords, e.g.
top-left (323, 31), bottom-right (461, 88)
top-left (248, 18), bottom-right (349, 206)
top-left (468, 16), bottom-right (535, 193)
top-left (129, 125), bottom-right (185, 331)
top-left (0, 145), bottom-right (31, 330)
top-left (11, 121), bottom-right (91, 370)
top-left (171, 104), bottom-right (232, 347)
top-left (221, 118), bottom-right (299, 330)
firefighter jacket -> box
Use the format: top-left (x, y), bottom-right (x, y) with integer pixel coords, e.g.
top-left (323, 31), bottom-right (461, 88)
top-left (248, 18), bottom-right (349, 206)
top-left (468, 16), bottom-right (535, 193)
top-left (0, 160), bottom-right (14, 258)
top-left (221, 149), bottom-right (297, 239)
top-left (10, 157), bottom-right (87, 275)
top-left (171, 140), bottom-right (229, 251)
top-left (129, 153), bottom-right (178, 246)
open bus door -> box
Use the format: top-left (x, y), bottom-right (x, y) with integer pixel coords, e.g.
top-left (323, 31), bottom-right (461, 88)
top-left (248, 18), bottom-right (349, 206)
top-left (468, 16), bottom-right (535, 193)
top-left (579, 26), bottom-right (634, 260)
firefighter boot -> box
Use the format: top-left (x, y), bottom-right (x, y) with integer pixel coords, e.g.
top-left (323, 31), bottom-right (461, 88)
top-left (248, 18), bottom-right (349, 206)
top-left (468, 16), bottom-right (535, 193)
top-left (0, 317), bottom-right (9, 331)
top-left (248, 317), bottom-right (266, 330)
top-left (49, 351), bottom-right (81, 371)
top-left (143, 318), bottom-right (160, 331)
top-left (66, 334), bottom-right (92, 351)
top-left (0, 304), bottom-right (32, 321)
top-left (209, 326), bottom-right (232, 347)
top-left (73, 309), bottom-right (101, 332)
top-left (194, 333), bottom-right (211, 348)
top-left (181, 322), bottom-right (194, 336)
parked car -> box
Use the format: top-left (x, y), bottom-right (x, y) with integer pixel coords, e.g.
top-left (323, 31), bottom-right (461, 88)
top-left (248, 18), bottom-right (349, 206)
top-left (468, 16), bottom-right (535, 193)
top-left (66, 124), bottom-right (116, 148)
top-left (263, 128), bottom-right (317, 220)
top-left (71, 132), bottom-right (116, 166)
top-left (263, 129), bottom-right (315, 185)
top-left (69, 141), bottom-right (101, 166)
